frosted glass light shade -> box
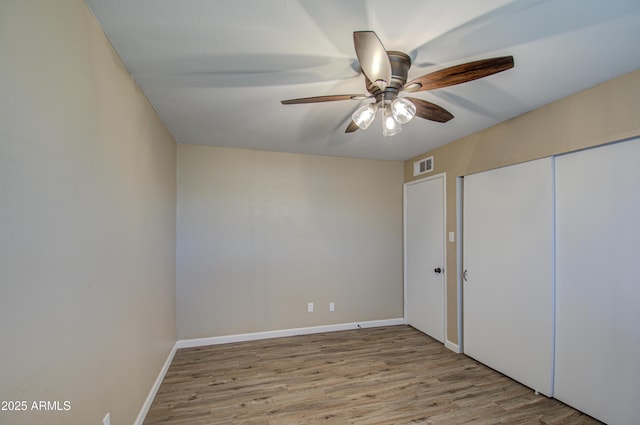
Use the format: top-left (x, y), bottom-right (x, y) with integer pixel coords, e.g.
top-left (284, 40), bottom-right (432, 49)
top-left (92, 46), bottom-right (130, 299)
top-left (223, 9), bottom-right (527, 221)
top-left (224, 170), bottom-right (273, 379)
top-left (391, 98), bottom-right (416, 124)
top-left (382, 107), bottom-right (402, 137)
top-left (352, 103), bottom-right (378, 130)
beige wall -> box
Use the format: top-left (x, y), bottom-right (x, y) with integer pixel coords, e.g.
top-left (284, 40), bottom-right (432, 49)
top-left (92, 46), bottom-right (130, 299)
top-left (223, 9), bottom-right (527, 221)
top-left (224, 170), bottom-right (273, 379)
top-left (404, 69), bottom-right (640, 345)
top-left (0, 1), bottom-right (177, 424)
top-left (177, 145), bottom-right (403, 339)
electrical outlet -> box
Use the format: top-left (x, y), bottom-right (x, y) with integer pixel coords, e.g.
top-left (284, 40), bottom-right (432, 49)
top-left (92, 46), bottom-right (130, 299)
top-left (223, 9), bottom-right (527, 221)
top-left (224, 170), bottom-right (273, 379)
top-left (329, 302), bottom-right (335, 312)
top-left (307, 302), bottom-right (314, 312)
top-left (103, 412), bottom-right (110, 425)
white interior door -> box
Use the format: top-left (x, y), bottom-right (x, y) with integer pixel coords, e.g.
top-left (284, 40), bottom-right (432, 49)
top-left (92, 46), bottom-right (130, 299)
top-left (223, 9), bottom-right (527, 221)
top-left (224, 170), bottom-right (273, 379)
top-left (555, 137), bottom-right (640, 425)
top-left (404, 175), bottom-right (445, 342)
top-left (463, 157), bottom-right (554, 396)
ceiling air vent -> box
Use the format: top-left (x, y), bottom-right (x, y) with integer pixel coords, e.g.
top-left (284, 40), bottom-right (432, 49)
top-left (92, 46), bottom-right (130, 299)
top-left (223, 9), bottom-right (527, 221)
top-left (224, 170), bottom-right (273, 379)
top-left (413, 156), bottom-right (434, 176)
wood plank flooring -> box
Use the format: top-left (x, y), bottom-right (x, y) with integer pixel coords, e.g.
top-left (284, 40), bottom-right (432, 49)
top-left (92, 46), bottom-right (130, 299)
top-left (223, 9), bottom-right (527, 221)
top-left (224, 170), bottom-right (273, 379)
top-left (143, 326), bottom-right (601, 424)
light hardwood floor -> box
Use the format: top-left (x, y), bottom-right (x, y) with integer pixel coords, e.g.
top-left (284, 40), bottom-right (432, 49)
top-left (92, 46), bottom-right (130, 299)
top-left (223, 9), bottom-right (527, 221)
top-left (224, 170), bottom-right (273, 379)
top-left (143, 326), bottom-right (601, 424)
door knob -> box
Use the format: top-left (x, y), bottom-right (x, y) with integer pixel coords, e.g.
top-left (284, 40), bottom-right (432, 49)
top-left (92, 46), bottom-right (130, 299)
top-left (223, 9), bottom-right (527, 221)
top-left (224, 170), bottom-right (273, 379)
top-left (434, 267), bottom-right (442, 274)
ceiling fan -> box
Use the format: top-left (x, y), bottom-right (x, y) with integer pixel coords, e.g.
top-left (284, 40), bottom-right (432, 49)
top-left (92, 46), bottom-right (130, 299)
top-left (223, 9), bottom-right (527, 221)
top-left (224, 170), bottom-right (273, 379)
top-left (281, 31), bottom-right (514, 136)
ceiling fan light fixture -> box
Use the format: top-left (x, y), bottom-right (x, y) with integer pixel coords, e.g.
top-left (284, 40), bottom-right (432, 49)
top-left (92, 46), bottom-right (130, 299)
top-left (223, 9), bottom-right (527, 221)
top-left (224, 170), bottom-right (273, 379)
top-left (391, 98), bottom-right (416, 124)
top-left (382, 106), bottom-right (402, 137)
top-left (352, 102), bottom-right (378, 130)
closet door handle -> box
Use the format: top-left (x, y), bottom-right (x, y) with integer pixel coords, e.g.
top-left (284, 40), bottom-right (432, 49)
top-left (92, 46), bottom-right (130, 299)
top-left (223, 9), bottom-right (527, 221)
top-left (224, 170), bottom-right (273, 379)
top-left (463, 269), bottom-right (468, 282)
top-left (434, 267), bottom-right (442, 274)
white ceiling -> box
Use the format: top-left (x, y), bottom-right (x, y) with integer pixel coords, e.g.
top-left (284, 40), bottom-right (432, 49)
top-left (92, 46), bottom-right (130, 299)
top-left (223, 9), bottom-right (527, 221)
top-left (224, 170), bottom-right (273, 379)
top-left (85, 0), bottom-right (640, 161)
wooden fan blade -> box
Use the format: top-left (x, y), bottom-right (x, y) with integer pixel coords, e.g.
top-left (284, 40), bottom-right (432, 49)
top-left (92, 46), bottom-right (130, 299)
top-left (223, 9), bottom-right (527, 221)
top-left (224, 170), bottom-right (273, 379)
top-left (353, 31), bottom-right (392, 90)
top-left (345, 120), bottom-right (359, 133)
top-left (407, 97), bottom-right (454, 123)
top-left (405, 56), bottom-right (514, 92)
top-left (281, 94), bottom-right (364, 104)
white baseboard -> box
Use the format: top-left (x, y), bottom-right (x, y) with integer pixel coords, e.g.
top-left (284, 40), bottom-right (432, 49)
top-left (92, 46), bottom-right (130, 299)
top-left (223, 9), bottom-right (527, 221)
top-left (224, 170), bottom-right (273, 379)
top-left (176, 318), bottom-right (406, 349)
top-left (133, 343), bottom-right (177, 425)
top-left (445, 339), bottom-right (461, 353)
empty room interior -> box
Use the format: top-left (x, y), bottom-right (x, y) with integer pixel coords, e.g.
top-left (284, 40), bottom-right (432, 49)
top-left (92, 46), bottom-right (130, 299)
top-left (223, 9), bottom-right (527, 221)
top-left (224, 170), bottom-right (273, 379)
top-left (2, 1), bottom-right (640, 424)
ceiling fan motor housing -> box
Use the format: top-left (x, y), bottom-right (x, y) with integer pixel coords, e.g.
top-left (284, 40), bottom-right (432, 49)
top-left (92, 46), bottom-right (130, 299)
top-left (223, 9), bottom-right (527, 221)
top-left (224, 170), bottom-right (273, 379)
top-left (365, 51), bottom-right (412, 103)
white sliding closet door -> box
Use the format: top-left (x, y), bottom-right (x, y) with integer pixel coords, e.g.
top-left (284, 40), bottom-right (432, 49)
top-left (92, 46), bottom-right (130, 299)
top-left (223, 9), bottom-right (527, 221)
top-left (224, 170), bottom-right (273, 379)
top-left (463, 157), bottom-right (554, 396)
top-left (555, 138), bottom-right (640, 425)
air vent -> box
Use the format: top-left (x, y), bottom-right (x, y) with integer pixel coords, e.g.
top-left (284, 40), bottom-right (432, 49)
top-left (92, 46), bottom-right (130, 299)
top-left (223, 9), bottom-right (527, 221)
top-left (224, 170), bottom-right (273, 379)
top-left (413, 156), bottom-right (434, 176)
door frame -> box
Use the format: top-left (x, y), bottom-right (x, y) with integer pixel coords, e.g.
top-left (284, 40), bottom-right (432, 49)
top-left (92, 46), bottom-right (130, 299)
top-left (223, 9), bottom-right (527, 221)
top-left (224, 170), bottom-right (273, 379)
top-left (403, 172), bottom-right (447, 343)
top-left (455, 176), bottom-right (464, 353)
